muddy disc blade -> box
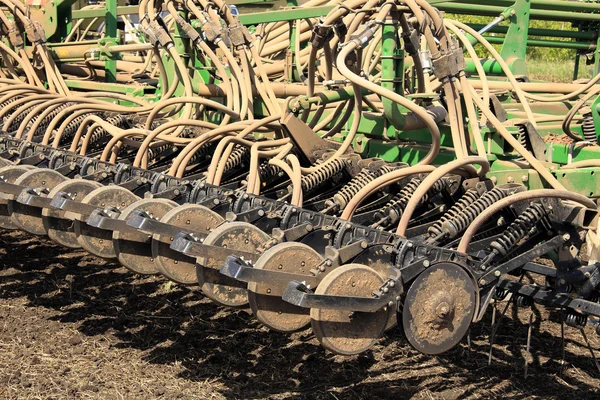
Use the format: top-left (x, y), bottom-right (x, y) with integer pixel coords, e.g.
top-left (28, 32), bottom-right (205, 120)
top-left (8, 169), bottom-right (67, 235)
top-left (401, 262), bottom-right (476, 355)
top-left (42, 179), bottom-right (103, 248)
top-left (0, 165), bottom-right (35, 229)
top-left (113, 198), bottom-right (178, 275)
top-left (152, 203), bottom-right (224, 285)
top-left (74, 186), bottom-right (140, 259)
top-left (310, 263), bottom-right (390, 355)
top-left (197, 221), bottom-right (269, 308)
top-left (248, 242), bottom-right (321, 333)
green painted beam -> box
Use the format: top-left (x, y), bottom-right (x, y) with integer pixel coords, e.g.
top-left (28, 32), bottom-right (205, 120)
top-left (238, 5), bottom-right (335, 25)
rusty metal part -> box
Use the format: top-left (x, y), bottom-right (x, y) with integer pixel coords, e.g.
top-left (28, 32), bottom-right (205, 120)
top-left (42, 179), bottom-right (103, 248)
top-left (197, 221), bottom-right (270, 308)
top-left (248, 242), bottom-right (322, 332)
top-left (310, 263), bottom-right (391, 355)
top-left (113, 198), bottom-right (179, 275)
top-left (152, 204), bottom-right (224, 284)
top-left (401, 262), bottom-right (476, 355)
top-left (8, 169), bottom-right (67, 235)
top-left (74, 186), bottom-right (140, 259)
top-left (0, 165), bottom-right (35, 229)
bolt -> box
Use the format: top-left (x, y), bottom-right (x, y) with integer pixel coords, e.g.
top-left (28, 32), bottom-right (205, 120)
top-left (562, 233), bottom-right (571, 241)
top-left (389, 281), bottom-right (395, 288)
top-left (388, 301), bottom-right (394, 307)
top-left (481, 265), bottom-right (487, 271)
top-left (423, 260), bottom-right (430, 268)
top-left (521, 175), bottom-right (528, 182)
top-left (507, 176), bottom-right (514, 183)
top-left (494, 271), bottom-right (501, 277)
top-left (406, 242), bottom-right (413, 248)
top-left (585, 272), bottom-right (591, 278)
top-left (383, 288), bottom-right (389, 293)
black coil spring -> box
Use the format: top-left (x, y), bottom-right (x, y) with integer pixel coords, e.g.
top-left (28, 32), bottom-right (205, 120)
top-left (565, 312), bottom-right (587, 329)
top-left (582, 111), bottom-right (597, 142)
top-left (26, 102), bottom-right (75, 135)
top-left (223, 145), bottom-right (250, 173)
top-left (440, 186), bottom-right (508, 239)
top-left (493, 287), bottom-right (510, 301)
top-left (428, 189), bottom-right (480, 239)
top-left (147, 143), bottom-right (173, 160)
top-left (258, 163), bottom-right (283, 182)
top-left (88, 114), bottom-right (130, 146)
top-left (0, 96), bottom-right (22, 112)
top-left (61, 112), bottom-right (99, 144)
top-left (372, 177), bottom-right (421, 226)
top-left (490, 202), bottom-right (547, 256)
top-left (4, 104), bottom-right (36, 132)
top-left (327, 167), bottom-right (377, 210)
top-left (188, 141), bottom-right (217, 165)
top-left (514, 294), bottom-right (533, 308)
top-left (300, 158), bottom-right (346, 192)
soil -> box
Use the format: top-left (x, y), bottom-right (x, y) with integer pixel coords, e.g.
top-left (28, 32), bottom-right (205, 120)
top-left (1, 229), bottom-right (600, 399)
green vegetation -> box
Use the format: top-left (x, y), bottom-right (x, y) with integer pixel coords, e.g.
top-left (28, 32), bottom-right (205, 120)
top-left (447, 14), bottom-right (592, 82)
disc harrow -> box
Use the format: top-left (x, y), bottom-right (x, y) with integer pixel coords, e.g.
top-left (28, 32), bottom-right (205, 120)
top-left (0, 0), bottom-right (600, 376)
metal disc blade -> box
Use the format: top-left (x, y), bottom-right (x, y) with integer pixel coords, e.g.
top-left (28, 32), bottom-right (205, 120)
top-left (401, 262), bottom-right (476, 355)
top-left (310, 263), bottom-right (390, 355)
top-left (197, 221), bottom-right (269, 308)
top-left (152, 203), bottom-right (224, 284)
top-left (248, 242), bottom-right (321, 333)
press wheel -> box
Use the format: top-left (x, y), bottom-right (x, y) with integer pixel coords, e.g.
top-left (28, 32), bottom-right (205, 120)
top-left (152, 203), bottom-right (224, 285)
top-left (197, 221), bottom-right (269, 308)
top-left (310, 263), bottom-right (390, 355)
top-left (113, 198), bottom-right (178, 275)
top-left (74, 186), bottom-right (140, 259)
top-left (248, 242), bottom-right (321, 332)
top-left (42, 179), bottom-right (103, 248)
top-left (8, 168), bottom-right (67, 235)
top-left (0, 165), bottom-right (35, 229)
top-left (401, 262), bottom-right (476, 355)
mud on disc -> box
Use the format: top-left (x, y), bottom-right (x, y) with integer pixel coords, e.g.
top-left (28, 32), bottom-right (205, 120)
top-left (113, 198), bottom-right (178, 275)
top-left (197, 221), bottom-right (269, 308)
top-left (0, 165), bottom-right (35, 229)
top-left (42, 179), bottom-right (103, 248)
top-left (248, 242), bottom-right (321, 332)
top-left (401, 262), bottom-right (476, 355)
top-left (310, 263), bottom-right (390, 355)
top-left (152, 203), bottom-right (224, 285)
top-left (74, 185), bottom-right (140, 259)
top-left (8, 168), bottom-right (67, 235)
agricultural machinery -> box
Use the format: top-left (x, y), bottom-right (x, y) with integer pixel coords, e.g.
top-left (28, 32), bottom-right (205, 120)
top-left (0, 0), bottom-right (599, 363)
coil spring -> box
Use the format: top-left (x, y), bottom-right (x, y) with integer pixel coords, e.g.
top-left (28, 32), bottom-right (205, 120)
top-left (27, 102), bottom-right (75, 134)
top-left (0, 96), bottom-right (22, 112)
top-left (147, 143), bottom-right (173, 160)
top-left (60, 112), bottom-right (99, 143)
top-left (187, 141), bottom-right (217, 165)
top-left (259, 163), bottom-right (283, 183)
top-left (514, 294), bottom-right (533, 308)
top-left (489, 202), bottom-right (547, 256)
top-left (223, 145), bottom-right (250, 173)
top-left (441, 186), bottom-right (508, 239)
top-left (565, 312), bottom-right (587, 329)
top-left (300, 158), bottom-right (346, 192)
top-left (518, 125), bottom-right (531, 152)
top-left (493, 287), bottom-right (510, 301)
top-left (4, 104), bottom-right (36, 132)
top-left (428, 189), bottom-right (480, 240)
top-left (582, 111), bottom-right (597, 142)
top-left (88, 114), bottom-right (130, 146)
top-left (371, 177), bottom-right (421, 226)
top-left (327, 167), bottom-right (377, 210)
